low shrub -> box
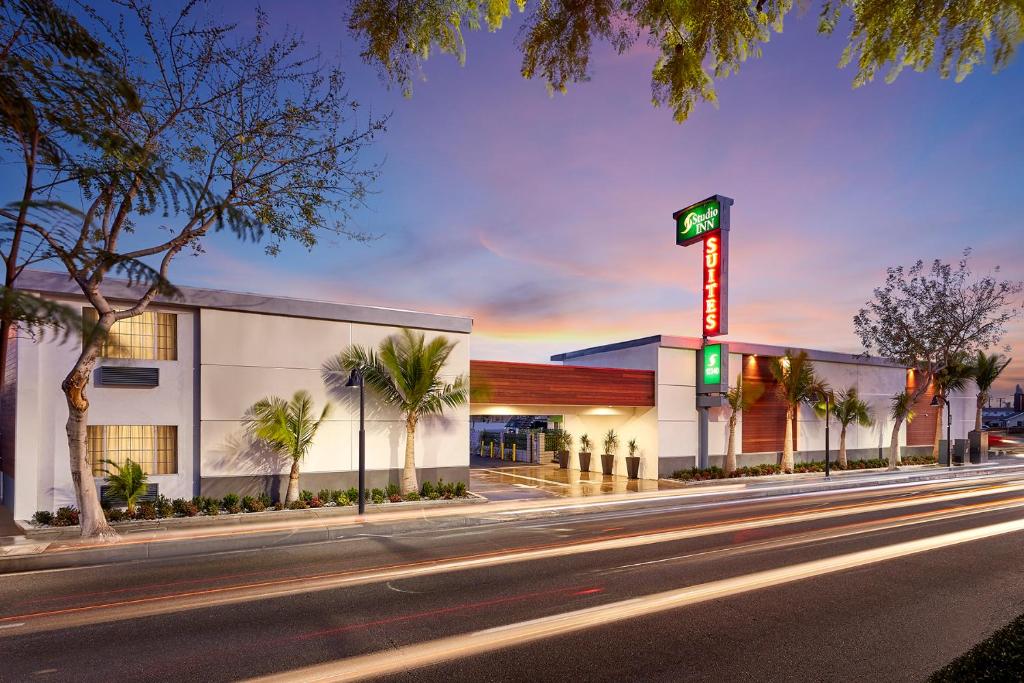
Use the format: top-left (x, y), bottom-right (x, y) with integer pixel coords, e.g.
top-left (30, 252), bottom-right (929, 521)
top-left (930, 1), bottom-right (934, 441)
top-left (420, 481), bottom-right (436, 498)
top-left (156, 495), bottom-right (174, 518)
top-left (288, 499), bottom-right (308, 510)
top-left (299, 489), bottom-right (314, 503)
top-left (105, 507), bottom-right (127, 523)
top-left (317, 489), bottom-right (332, 503)
top-left (404, 491), bottom-right (421, 502)
top-left (308, 497), bottom-right (324, 508)
top-left (385, 483), bottom-right (400, 498)
top-left (222, 493), bottom-right (242, 514)
top-left (345, 487), bottom-right (359, 503)
top-left (672, 455), bottom-right (940, 481)
top-left (454, 481), bottom-right (467, 497)
top-left (53, 506), bottom-right (80, 527)
top-left (371, 492), bottom-right (386, 505)
top-left (388, 494), bottom-right (403, 503)
top-left (273, 502), bottom-right (286, 511)
top-left (136, 501), bottom-right (158, 520)
top-left (241, 495), bottom-right (265, 513)
top-left (173, 498), bottom-right (198, 517)
top-left (202, 498), bottom-right (221, 516)
top-left (258, 493), bottom-right (272, 509)
top-left (332, 492), bottom-right (351, 506)
top-left (31, 510), bottom-right (54, 526)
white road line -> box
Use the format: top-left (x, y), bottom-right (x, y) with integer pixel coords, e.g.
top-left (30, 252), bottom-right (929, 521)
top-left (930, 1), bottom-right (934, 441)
top-left (248, 515), bottom-right (1024, 682)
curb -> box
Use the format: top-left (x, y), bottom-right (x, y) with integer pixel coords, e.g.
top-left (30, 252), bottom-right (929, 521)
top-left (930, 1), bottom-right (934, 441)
top-left (3, 463), bottom-right (1023, 574)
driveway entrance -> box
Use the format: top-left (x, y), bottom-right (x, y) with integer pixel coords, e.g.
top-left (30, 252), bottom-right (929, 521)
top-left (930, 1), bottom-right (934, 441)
top-left (469, 460), bottom-right (684, 501)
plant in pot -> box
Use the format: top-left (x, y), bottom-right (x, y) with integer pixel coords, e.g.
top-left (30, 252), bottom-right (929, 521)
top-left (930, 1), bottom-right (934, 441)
top-left (578, 434), bottom-right (593, 473)
top-left (552, 429), bottom-right (573, 469)
top-left (601, 430), bottom-right (618, 476)
top-left (625, 438), bottom-right (641, 480)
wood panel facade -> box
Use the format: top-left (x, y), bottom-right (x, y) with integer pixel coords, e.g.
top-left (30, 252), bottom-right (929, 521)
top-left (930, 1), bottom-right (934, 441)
top-left (741, 355), bottom-right (793, 454)
top-left (906, 372), bottom-right (937, 447)
top-left (470, 360), bottom-right (655, 407)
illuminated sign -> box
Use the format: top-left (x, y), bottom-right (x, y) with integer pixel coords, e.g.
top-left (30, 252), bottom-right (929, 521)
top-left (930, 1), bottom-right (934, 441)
top-left (702, 234), bottom-right (727, 336)
top-left (674, 197), bottom-right (722, 247)
top-left (697, 342), bottom-right (729, 395)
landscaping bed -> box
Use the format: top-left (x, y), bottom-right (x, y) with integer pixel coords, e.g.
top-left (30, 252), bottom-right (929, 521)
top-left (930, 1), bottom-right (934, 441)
top-left (930, 611), bottom-right (1024, 681)
top-left (671, 455), bottom-right (938, 481)
top-left (24, 479), bottom-right (476, 535)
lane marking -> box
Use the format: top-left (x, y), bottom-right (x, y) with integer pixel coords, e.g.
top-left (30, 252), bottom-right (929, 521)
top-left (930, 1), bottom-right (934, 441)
top-left (248, 515), bottom-right (1024, 682)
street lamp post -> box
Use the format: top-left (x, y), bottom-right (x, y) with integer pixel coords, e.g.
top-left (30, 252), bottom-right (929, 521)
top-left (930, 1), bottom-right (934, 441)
top-left (346, 369), bottom-right (366, 514)
top-left (931, 394), bottom-right (953, 470)
top-left (823, 391), bottom-right (831, 480)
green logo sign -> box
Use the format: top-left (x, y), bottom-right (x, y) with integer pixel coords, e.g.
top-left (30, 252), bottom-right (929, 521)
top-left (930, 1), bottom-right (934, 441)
top-left (676, 198), bottom-right (720, 245)
top-left (702, 343), bottom-right (722, 386)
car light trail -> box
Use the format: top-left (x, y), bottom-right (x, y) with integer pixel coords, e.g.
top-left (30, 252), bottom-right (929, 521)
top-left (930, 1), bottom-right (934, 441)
top-left (248, 516), bottom-right (1024, 682)
top-left (4, 485), bottom-right (1024, 635)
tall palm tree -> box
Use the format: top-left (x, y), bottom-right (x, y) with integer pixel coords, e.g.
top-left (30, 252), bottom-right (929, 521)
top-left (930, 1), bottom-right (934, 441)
top-left (969, 351), bottom-right (1012, 431)
top-left (931, 354), bottom-right (973, 458)
top-left (244, 390), bottom-right (332, 504)
top-left (888, 390), bottom-right (916, 470)
top-left (724, 373), bottom-right (763, 473)
top-left (829, 387), bottom-right (873, 468)
top-left (769, 350), bottom-right (827, 473)
top-left (102, 458), bottom-right (148, 516)
top-left (326, 328), bottom-right (468, 494)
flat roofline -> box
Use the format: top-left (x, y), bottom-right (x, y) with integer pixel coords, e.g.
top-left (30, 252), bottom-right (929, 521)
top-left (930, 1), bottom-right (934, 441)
top-left (17, 269), bottom-right (473, 334)
top-left (552, 334), bottom-right (904, 369)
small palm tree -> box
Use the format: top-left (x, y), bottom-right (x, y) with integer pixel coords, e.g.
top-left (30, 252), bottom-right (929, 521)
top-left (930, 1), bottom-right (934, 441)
top-left (102, 458), bottom-right (147, 516)
top-left (724, 373), bottom-right (764, 474)
top-left (931, 354), bottom-right (973, 458)
top-left (603, 429), bottom-right (619, 455)
top-left (969, 351), bottom-right (1011, 432)
top-left (580, 434), bottom-right (592, 452)
top-left (830, 387), bottom-right (873, 468)
top-left (888, 390), bottom-right (916, 470)
top-left (326, 328), bottom-right (467, 494)
top-left (244, 390), bottom-right (332, 504)
top-left (769, 350), bottom-right (827, 473)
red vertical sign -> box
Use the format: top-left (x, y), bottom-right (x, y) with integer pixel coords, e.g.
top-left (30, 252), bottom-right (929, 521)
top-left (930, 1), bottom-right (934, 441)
top-left (674, 194), bottom-right (731, 338)
top-left (702, 235), bottom-right (722, 336)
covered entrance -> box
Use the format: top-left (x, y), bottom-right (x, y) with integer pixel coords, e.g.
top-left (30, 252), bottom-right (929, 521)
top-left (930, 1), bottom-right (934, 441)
top-left (468, 360), bottom-right (676, 499)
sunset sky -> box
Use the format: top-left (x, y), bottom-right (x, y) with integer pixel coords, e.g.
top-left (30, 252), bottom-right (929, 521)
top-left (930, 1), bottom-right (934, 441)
top-left (34, 2), bottom-right (1024, 397)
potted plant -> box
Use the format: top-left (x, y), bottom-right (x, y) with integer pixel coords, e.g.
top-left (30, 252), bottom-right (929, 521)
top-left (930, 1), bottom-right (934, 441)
top-left (553, 429), bottom-right (573, 469)
top-left (578, 434), bottom-right (593, 473)
top-left (601, 429), bottom-right (618, 476)
top-left (625, 438), bottom-right (641, 479)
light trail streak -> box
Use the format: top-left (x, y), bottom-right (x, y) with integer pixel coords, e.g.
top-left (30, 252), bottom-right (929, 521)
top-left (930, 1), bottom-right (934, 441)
top-left (3, 485), bottom-right (1024, 635)
top-left (249, 516), bottom-right (1024, 682)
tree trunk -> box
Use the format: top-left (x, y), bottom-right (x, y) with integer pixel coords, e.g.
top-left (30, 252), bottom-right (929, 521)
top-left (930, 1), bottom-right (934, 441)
top-left (975, 392), bottom-right (985, 433)
top-left (781, 406), bottom-right (794, 473)
top-left (401, 414), bottom-right (418, 494)
top-left (286, 458), bottom-right (301, 504)
top-left (838, 424), bottom-right (848, 468)
top-left (888, 417), bottom-right (903, 470)
top-left (63, 350), bottom-right (115, 539)
top-left (932, 399), bottom-right (942, 459)
top-left (725, 413), bottom-right (738, 474)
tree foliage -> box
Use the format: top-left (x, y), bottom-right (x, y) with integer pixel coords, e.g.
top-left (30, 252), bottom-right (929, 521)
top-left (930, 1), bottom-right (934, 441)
top-left (348, 0), bottom-right (1024, 122)
top-left (101, 457), bottom-right (148, 515)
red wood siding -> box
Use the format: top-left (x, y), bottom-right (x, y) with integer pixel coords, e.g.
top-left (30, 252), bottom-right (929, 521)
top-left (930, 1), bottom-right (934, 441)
top-left (741, 355), bottom-right (793, 454)
top-left (906, 373), bottom-right (936, 447)
top-left (470, 360), bottom-right (655, 407)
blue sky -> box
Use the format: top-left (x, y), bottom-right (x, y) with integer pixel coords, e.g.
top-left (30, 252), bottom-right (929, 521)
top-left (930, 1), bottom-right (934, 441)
top-left (17, 2), bottom-right (1024, 397)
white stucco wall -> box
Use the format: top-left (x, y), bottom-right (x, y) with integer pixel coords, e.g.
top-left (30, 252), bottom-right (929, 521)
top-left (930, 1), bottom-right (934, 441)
top-left (12, 300), bottom-right (195, 520)
top-left (198, 310), bottom-right (470, 483)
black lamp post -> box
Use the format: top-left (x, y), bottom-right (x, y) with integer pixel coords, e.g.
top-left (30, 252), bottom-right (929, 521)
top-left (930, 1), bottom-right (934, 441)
top-left (346, 369), bottom-right (366, 514)
top-left (931, 394), bottom-right (953, 470)
top-left (822, 390), bottom-right (832, 480)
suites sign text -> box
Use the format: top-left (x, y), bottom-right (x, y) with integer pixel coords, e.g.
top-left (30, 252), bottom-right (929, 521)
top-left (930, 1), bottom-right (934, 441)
top-left (674, 194), bottom-right (732, 338)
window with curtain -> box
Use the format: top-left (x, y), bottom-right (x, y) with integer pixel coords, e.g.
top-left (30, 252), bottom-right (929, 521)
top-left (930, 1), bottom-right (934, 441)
top-left (88, 425), bottom-right (178, 476)
top-left (83, 309), bottom-right (177, 360)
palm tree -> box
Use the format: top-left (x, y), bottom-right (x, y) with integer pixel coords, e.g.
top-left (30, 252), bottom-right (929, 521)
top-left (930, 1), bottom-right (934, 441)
top-left (829, 387), bottom-right (873, 468)
top-left (244, 390), bottom-right (332, 504)
top-left (969, 351), bottom-right (1012, 432)
top-left (769, 350), bottom-right (827, 473)
top-left (724, 373), bottom-right (763, 473)
top-left (326, 328), bottom-right (468, 494)
top-left (888, 390), bottom-right (916, 470)
top-left (931, 355), bottom-right (973, 458)
top-left (102, 458), bottom-right (148, 516)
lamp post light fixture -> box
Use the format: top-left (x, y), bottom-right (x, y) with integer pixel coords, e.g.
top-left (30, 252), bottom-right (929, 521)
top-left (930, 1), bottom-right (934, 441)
top-left (931, 394), bottom-right (953, 470)
top-left (346, 368), bottom-right (366, 514)
top-left (822, 390), bottom-right (832, 480)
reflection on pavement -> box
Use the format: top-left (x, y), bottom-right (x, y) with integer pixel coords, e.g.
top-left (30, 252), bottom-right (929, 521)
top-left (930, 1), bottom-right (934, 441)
top-left (470, 464), bottom-right (685, 501)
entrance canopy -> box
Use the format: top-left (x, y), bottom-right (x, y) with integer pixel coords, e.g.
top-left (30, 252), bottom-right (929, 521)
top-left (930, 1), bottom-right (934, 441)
top-left (470, 360), bottom-right (655, 414)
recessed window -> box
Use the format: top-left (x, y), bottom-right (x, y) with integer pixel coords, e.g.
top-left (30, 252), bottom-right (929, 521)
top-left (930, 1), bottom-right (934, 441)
top-left (88, 425), bottom-right (178, 476)
top-left (83, 309), bottom-right (177, 360)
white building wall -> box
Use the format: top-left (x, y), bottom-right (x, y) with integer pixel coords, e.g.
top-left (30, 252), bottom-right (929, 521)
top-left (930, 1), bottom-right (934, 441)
top-left (12, 300), bottom-right (195, 520)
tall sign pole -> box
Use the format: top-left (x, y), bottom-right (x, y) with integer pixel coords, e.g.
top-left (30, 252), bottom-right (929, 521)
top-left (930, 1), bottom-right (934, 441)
top-left (675, 195), bottom-right (733, 469)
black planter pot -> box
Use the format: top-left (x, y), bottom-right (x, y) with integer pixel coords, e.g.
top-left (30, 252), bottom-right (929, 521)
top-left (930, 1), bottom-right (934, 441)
top-left (578, 452), bottom-right (592, 473)
top-left (600, 453), bottom-right (615, 475)
top-left (558, 450), bottom-right (570, 469)
top-left (625, 456), bottom-right (641, 479)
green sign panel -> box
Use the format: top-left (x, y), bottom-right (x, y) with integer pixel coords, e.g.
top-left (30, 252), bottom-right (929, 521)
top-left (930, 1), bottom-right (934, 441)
top-left (702, 343), bottom-right (723, 386)
top-left (675, 197), bottom-right (721, 246)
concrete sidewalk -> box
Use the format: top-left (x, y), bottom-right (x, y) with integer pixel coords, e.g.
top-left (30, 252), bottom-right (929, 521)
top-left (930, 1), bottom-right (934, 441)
top-left (4, 460), bottom-right (1024, 574)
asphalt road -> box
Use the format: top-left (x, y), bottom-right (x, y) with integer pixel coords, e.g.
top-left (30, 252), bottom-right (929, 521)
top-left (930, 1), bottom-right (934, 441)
top-left (4, 473), bottom-right (1024, 682)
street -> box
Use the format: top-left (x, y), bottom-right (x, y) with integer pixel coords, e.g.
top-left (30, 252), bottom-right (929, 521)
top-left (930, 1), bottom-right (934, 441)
top-left (3, 472), bottom-right (1024, 681)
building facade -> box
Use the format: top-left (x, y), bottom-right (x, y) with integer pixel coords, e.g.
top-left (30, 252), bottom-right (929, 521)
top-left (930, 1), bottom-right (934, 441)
top-left (1, 271), bottom-right (471, 521)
